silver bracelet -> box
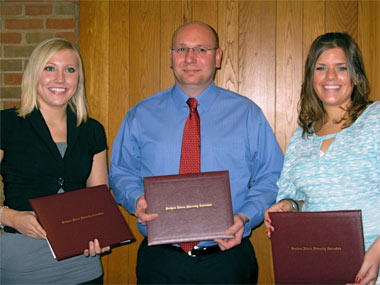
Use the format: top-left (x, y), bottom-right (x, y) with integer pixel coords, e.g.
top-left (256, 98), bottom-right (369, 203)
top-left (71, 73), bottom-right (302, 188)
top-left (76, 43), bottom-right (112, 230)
top-left (279, 199), bottom-right (299, 212)
top-left (289, 199), bottom-right (299, 212)
top-left (0, 206), bottom-right (9, 229)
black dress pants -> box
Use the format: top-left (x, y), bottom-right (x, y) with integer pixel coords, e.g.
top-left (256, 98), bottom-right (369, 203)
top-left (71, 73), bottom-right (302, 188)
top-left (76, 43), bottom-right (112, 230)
top-left (136, 238), bottom-right (258, 284)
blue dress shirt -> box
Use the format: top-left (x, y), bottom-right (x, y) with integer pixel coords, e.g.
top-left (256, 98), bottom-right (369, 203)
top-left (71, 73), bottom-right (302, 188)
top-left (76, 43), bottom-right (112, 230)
top-left (109, 82), bottom-right (284, 246)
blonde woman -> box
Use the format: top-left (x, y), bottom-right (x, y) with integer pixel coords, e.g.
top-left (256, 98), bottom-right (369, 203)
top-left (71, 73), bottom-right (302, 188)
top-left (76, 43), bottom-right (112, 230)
top-left (0, 38), bottom-right (109, 284)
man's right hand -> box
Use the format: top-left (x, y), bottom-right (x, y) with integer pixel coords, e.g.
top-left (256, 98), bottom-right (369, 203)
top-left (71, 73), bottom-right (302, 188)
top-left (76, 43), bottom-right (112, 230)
top-left (134, 195), bottom-right (158, 225)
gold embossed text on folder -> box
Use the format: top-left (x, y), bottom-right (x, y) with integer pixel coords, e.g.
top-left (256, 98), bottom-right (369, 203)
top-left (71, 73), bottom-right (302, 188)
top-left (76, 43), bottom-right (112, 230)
top-left (270, 210), bottom-right (365, 284)
top-left (29, 185), bottom-right (135, 260)
top-left (144, 171), bottom-right (234, 246)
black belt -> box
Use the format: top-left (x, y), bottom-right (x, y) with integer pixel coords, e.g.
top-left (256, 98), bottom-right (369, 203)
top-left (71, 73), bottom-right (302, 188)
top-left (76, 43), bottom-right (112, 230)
top-left (164, 244), bottom-right (221, 257)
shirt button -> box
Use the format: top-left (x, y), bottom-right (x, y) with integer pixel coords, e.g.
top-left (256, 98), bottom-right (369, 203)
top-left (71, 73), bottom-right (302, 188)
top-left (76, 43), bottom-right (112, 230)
top-left (58, 177), bottom-right (64, 186)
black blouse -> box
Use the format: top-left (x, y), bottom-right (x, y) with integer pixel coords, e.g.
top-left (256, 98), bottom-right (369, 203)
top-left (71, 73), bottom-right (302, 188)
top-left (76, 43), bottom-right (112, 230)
top-left (0, 107), bottom-right (107, 232)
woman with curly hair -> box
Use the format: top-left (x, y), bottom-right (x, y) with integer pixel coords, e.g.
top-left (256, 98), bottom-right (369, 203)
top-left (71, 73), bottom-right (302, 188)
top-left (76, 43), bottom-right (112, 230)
top-left (265, 32), bottom-right (380, 284)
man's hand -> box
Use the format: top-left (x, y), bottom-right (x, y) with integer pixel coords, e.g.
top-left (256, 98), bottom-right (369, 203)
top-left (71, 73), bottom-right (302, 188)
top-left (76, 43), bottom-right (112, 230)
top-left (134, 195), bottom-right (158, 225)
top-left (214, 213), bottom-right (247, 251)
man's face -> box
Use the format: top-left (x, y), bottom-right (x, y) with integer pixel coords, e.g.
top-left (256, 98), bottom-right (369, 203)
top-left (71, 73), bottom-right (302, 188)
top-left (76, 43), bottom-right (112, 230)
top-left (170, 23), bottom-right (222, 96)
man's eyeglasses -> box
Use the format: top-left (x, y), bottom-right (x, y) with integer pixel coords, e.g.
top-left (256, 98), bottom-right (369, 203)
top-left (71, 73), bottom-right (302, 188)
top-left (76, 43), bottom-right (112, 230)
top-left (171, 46), bottom-right (218, 55)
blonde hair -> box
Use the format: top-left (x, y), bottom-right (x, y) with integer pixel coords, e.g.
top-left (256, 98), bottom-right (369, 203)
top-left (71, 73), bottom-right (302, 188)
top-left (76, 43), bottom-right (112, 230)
top-left (17, 38), bottom-right (89, 125)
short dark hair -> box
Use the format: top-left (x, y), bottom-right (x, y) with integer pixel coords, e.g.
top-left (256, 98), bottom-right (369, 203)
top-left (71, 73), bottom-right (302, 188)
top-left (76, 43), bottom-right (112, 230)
top-left (298, 32), bottom-right (371, 137)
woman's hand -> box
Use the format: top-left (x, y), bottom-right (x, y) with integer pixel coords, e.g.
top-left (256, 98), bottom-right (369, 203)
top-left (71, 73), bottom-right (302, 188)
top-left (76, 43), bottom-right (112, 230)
top-left (83, 238), bottom-right (111, 257)
top-left (348, 237), bottom-right (380, 285)
top-left (264, 200), bottom-right (293, 238)
top-left (5, 208), bottom-right (47, 239)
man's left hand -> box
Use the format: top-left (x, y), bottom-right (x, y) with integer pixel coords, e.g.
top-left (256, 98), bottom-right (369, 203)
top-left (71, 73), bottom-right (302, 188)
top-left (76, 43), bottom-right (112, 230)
top-left (214, 213), bottom-right (247, 251)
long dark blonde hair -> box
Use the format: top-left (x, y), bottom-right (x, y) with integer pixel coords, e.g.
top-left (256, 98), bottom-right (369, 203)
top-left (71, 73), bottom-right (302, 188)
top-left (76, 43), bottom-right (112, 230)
top-left (298, 32), bottom-right (370, 137)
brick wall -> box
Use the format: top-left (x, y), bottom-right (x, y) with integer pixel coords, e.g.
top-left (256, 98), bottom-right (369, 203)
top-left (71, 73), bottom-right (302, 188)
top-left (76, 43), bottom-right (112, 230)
top-left (0, 0), bottom-right (80, 110)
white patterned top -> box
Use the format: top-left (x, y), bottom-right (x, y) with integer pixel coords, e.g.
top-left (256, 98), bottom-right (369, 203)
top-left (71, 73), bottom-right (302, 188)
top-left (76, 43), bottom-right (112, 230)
top-left (277, 101), bottom-right (380, 254)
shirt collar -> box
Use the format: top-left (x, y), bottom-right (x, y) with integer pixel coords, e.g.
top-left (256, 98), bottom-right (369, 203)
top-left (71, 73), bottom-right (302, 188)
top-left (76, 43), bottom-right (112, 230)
top-left (170, 81), bottom-right (218, 114)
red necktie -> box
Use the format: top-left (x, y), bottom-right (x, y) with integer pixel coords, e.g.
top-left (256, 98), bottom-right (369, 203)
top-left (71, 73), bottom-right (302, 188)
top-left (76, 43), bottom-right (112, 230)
top-left (178, 98), bottom-right (200, 253)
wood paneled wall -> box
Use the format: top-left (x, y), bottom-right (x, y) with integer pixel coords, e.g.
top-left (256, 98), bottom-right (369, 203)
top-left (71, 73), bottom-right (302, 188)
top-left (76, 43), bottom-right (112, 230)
top-left (79, 1), bottom-right (380, 284)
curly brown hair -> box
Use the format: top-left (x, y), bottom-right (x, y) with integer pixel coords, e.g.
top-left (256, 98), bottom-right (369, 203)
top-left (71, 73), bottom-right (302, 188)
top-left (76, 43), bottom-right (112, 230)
top-left (298, 32), bottom-right (371, 137)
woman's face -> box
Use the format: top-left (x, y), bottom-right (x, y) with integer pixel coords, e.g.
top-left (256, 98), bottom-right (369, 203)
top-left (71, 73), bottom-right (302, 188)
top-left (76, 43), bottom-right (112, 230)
top-left (313, 48), bottom-right (353, 109)
top-left (37, 49), bottom-right (79, 110)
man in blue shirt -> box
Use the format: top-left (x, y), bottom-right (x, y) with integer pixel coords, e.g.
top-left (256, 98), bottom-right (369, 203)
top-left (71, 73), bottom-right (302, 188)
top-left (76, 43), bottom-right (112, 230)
top-left (109, 21), bottom-right (284, 284)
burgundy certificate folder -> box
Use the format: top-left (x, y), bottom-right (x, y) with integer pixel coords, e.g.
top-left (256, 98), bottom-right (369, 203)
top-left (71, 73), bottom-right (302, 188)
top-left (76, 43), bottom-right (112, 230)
top-left (29, 184), bottom-right (135, 260)
top-left (270, 210), bottom-right (365, 284)
top-left (144, 171), bottom-right (234, 246)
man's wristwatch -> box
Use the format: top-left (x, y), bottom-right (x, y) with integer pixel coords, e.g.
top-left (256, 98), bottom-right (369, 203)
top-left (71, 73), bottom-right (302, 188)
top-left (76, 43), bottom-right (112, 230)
top-left (236, 213), bottom-right (249, 225)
